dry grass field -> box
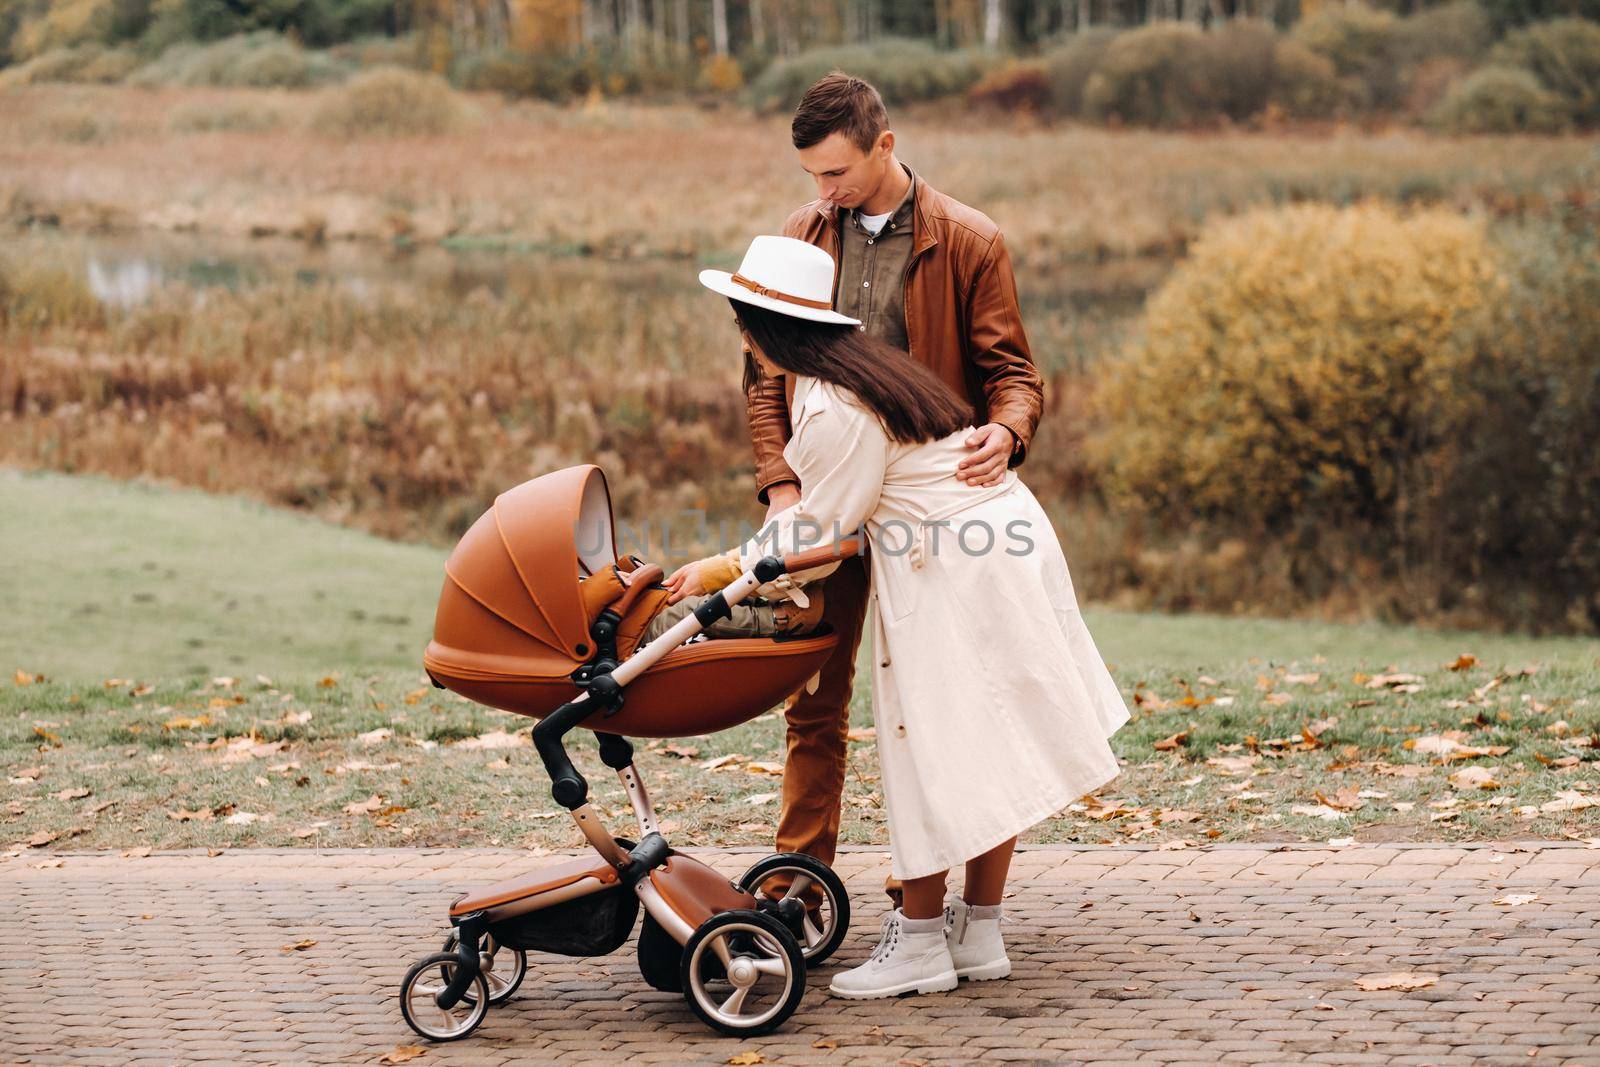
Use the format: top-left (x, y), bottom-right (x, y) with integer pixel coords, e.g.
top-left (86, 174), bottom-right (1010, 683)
top-left (3, 84), bottom-right (1595, 262)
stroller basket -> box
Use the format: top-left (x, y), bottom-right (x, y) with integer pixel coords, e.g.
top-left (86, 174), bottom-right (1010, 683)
top-left (490, 883), bottom-right (639, 956)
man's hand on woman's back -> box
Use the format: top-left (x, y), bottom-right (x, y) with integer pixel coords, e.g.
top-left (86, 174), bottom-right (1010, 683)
top-left (956, 423), bottom-right (1017, 487)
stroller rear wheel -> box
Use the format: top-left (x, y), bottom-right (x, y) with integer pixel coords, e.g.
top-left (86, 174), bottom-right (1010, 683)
top-left (400, 951), bottom-right (489, 1042)
top-left (680, 909), bottom-right (805, 1036)
top-left (738, 853), bottom-right (850, 965)
top-left (441, 931), bottom-right (526, 1005)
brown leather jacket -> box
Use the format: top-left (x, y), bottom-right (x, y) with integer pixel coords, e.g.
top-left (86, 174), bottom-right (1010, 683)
top-left (744, 171), bottom-right (1046, 504)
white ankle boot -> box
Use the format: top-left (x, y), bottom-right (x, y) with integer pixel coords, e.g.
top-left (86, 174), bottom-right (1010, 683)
top-left (828, 908), bottom-right (959, 999)
top-left (944, 896), bottom-right (1011, 981)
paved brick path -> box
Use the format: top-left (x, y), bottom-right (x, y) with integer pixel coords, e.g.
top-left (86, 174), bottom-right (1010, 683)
top-left (2, 841), bottom-right (1598, 1066)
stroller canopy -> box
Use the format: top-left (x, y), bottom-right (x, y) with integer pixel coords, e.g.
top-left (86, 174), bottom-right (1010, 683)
top-left (438, 464), bottom-right (617, 674)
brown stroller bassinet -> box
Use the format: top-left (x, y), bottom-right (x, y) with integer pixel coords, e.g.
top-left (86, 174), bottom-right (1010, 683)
top-left (423, 464), bottom-right (839, 737)
top-left (399, 465), bottom-right (859, 1042)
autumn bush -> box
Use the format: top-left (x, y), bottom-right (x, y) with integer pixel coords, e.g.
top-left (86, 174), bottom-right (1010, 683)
top-left (310, 65), bottom-right (465, 137)
top-left (1486, 18), bottom-right (1600, 127)
top-left (1393, 0), bottom-right (1495, 65)
top-left (1442, 219), bottom-right (1600, 630)
top-left (0, 43), bottom-right (137, 86)
top-left (1095, 201), bottom-right (1495, 525)
top-left (1431, 65), bottom-right (1568, 132)
top-left (1292, 2), bottom-right (1409, 112)
top-left (1037, 29), bottom-right (1117, 115)
top-left (128, 32), bottom-right (350, 89)
top-left (1075, 20), bottom-right (1347, 127)
top-left (1269, 39), bottom-right (1347, 119)
top-left (743, 38), bottom-right (994, 112)
top-left (1091, 201), bottom-right (1600, 630)
top-left (1081, 22), bottom-right (1208, 127)
top-left (967, 61), bottom-right (1052, 113)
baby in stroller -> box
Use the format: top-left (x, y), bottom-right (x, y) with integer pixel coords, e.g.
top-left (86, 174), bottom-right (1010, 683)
top-left (614, 547), bottom-right (825, 643)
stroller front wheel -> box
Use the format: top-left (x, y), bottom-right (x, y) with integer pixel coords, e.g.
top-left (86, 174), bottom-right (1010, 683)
top-left (738, 852), bottom-right (851, 965)
top-left (441, 931), bottom-right (526, 1005)
top-left (680, 909), bottom-right (806, 1036)
top-left (400, 951), bottom-right (489, 1042)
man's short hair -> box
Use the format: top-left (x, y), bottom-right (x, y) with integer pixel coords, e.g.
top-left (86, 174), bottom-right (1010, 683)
top-left (791, 72), bottom-right (889, 153)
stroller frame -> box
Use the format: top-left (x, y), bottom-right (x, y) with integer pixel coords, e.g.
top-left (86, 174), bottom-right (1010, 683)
top-left (400, 543), bottom-right (859, 1041)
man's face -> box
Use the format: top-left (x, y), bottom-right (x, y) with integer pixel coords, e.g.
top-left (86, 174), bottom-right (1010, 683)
top-left (797, 130), bottom-right (892, 210)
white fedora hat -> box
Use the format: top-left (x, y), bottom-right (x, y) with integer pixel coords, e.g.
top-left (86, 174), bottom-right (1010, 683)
top-left (699, 235), bottom-right (861, 327)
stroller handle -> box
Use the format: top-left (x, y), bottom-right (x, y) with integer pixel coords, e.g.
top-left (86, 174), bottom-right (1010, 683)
top-left (776, 535), bottom-right (867, 577)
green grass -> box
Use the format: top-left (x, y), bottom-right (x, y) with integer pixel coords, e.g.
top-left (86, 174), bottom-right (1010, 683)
top-left (3, 468), bottom-right (1597, 853)
top-left (0, 467), bottom-right (443, 679)
top-left (8, 467), bottom-right (1594, 684)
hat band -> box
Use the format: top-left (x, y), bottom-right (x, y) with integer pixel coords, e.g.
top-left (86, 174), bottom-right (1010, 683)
top-left (731, 273), bottom-right (834, 312)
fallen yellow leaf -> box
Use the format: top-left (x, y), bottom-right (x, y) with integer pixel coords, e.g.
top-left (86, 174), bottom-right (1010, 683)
top-left (1353, 972), bottom-right (1436, 991)
top-left (163, 714), bottom-right (213, 731)
top-left (1153, 730), bottom-right (1189, 751)
top-left (1448, 766), bottom-right (1501, 790)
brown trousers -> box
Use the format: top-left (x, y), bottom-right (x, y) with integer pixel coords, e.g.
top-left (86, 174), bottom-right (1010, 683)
top-left (774, 553), bottom-right (902, 901)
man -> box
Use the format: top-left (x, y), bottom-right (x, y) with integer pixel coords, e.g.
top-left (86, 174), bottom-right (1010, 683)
top-left (745, 72), bottom-right (1046, 904)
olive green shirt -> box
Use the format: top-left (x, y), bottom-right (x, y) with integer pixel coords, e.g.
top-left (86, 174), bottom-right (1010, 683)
top-left (836, 165), bottom-right (917, 351)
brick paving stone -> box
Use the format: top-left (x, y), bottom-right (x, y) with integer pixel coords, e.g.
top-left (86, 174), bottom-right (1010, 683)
top-left (2, 842), bottom-right (1599, 1065)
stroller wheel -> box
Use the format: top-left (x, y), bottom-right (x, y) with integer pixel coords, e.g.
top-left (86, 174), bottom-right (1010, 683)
top-left (400, 951), bottom-right (489, 1042)
top-left (441, 932), bottom-right (526, 1005)
top-left (738, 852), bottom-right (851, 965)
top-left (680, 909), bottom-right (805, 1036)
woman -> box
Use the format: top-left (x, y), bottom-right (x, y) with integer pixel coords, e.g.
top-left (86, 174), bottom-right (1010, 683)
top-left (672, 236), bottom-right (1130, 1000)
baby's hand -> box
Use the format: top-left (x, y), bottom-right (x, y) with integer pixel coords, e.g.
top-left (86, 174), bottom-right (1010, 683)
top-left (664, 561), bottom-right (708, 604)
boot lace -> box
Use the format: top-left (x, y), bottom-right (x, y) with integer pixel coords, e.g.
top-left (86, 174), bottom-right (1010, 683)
top-left (867, 912), bottom-right (901, 964)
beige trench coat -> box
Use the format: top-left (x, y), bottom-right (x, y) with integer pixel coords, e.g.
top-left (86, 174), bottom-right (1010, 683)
top-left (741, 375), bottom-right (1129, 880)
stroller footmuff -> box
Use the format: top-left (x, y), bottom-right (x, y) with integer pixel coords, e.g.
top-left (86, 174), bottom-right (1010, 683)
top-left (398, 466), bottom-right (855, 1040)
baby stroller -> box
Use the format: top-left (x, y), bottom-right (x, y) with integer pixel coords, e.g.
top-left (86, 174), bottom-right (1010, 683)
top-left (398, 465), bottom-right (856, 1041)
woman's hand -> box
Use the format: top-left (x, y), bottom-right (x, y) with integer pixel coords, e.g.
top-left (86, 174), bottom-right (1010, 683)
top-left (663, 561), bottom-right (708, 604)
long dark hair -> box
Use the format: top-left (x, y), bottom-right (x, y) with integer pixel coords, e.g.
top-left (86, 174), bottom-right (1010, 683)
top-left (735, 300), bottom-right (972, 444)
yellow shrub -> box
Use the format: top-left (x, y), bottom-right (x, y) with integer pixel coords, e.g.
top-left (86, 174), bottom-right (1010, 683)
top-left (698, 54), bottom-right (743, 94)
top-left (310, 66), bottom-right (465, 138)
top-left (1093, 202), bottom-right (1496, 527)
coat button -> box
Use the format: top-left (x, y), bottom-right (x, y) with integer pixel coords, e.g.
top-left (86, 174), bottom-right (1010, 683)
top-left (895, 724), bottom-right (907, 737)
